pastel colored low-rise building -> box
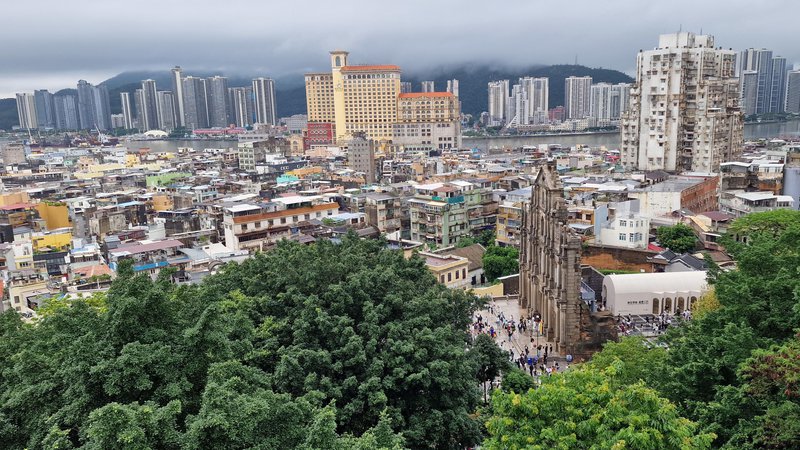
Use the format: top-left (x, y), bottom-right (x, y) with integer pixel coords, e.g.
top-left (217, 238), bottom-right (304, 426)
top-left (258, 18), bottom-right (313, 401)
top-left (32, 229), bottom-right (73, 252)
top-left (223, 195), bottom-right (339, 252)
top-left (602, 271), bottom-right (708, 316)
top-left (420, 251), bottom-right (470, 289)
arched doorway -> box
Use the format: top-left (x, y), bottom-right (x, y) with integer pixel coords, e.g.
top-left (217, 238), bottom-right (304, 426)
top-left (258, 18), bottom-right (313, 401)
top-left (652, 298), bottom-right (660, 315)
top-left (664, 297), bottom-right (672, 314)
top-left (677, 297), bottom-right (685, 312)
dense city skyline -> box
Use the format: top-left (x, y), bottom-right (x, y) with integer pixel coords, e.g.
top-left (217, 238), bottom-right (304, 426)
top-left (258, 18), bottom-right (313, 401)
top-left (3, 8), bottom-right (800, 445)
top-left (2, 0), bottom-right (799, 97)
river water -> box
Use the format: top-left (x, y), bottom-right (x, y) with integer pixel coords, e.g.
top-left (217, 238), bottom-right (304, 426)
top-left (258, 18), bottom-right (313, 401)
top-left (3, 120), bottom-right (800, 154)
top-left (462, 120), bottom-right (800, 151)
top-left (0, 137), bottom-right (239, 153)
top-left (122, 139), bottom-right (238, 152)
top-left (126, 120), bottom-right (800, 153)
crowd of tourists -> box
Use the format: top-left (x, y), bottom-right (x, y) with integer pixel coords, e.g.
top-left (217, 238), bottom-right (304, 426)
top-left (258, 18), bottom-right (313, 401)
top-left (472, 300), bottom-right (568, 382)
top-left (617, 309), bottom-right (692, 336)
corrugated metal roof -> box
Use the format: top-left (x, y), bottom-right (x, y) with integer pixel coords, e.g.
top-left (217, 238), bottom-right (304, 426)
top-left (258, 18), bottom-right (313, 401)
top-left (111, 239), bottom-right (183, 256)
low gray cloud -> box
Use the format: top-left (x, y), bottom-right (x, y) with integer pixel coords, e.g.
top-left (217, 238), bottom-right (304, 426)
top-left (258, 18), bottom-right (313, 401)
top-left (1, 0), bottom-right (798, 97)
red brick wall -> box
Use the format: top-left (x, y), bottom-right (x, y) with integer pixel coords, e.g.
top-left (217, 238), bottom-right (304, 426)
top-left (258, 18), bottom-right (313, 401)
top-left (681, 176), bottom-right (718, 212)
top-left (582, 244), bottom-right (657, 273)
top-left (305, 122), bottom-right (334, 149)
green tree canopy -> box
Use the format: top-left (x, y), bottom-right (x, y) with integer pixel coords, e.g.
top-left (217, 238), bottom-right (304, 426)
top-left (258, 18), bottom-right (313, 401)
top-left (500, 368), bottom-right (536, 394)
top-left (0, 236), bottom-right (486, 449)
top-left (726, 209), bottom-right (800, 239)
top-left (656, 223), bottom-right (698, 253)
top-left (483, 245), bottom-right (519, 282)
top-left (456, 236), bottom-right (477, 248)
top-left (168, 127), bottom-right (190, 138)
top-left (457, 230), bottom-right (495, 248)
top-left (722, 209), bottom-right (800, 255)
top-left (729, 335), bottom-right (800, 449)
top-left (585, 336), bottom-right (667, 388)
top-left (476, 230), bottom-right (496, 248)
top-left (471, 333), bottom-right (511, 404)
top-left (608, 212), bottom-right (800, 448)
top-left (484, 364), bottom-right (715, 450)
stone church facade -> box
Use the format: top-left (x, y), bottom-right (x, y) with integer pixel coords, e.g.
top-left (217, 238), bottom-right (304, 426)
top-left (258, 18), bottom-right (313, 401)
top-left (520, 163), bottom-right (614, 358)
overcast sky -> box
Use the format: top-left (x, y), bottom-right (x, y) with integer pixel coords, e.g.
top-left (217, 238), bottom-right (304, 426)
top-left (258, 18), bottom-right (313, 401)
top-left (2, 0), bottom-right (798, 97)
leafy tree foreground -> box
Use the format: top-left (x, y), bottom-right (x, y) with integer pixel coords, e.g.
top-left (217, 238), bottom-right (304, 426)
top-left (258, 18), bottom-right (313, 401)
top-left (0, 236), bottom-right (484, 449)
top-left (488, 210), bottom-right (800, 450)
top-left (482, 211), bottom-right (800, 449)
top-left (16, 210), bottom-right (798, 449)
top-left (486, 363), bottom-right (715, 450)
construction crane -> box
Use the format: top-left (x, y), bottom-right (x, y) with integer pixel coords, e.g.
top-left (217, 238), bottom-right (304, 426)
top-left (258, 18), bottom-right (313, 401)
top-left (95, 124), bottom-right (110, 145)
top-left (24, 127), bottom-right (36, 146)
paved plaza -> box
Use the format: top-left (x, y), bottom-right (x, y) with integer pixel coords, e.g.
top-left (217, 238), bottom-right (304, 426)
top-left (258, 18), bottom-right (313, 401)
top-left (473, 296), bottom-right (570, 377)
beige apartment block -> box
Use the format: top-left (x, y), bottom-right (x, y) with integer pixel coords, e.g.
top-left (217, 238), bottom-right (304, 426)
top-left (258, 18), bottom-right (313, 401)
top-left (305, 50), bottom-right (460, 148)
top-left (394, 92), bottom-right (461, 150)
top-left (621, 32), bottom-right (743, 173)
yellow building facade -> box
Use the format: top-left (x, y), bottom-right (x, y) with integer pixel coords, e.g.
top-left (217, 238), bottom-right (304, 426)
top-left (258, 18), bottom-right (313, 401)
top-left (340, 64), bottom-right (400, 142)
top-left (394, 92), bottom-right (462, 150)
top-left (305, 51), bottom-right (401, 143)
top-left (420, 252), bottom-right (471, 289)
top-left (7, 272), bottom-right (48, 313)
top-left (397, 92), bottom-right (460, 122)
top-left (305, 72), bottom-right (335, 123)
top-left (287, 166), bottom-right (323, 178)
top-left (288, 135), bottom-right (305, 156)
top-left (35, 202), bottom-right (70, 230)
top-left (125, 154), bottom-right (140, 167)
top-left (32, 231), bottom-right (73, 251)
top-left (0, 192), bottom-right (30, 206)
top-left (152, 194), bottom-right (174, 212)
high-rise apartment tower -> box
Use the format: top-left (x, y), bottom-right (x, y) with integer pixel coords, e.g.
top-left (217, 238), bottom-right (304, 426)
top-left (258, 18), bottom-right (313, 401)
top-left (621, 32), bottom-right (743, 173)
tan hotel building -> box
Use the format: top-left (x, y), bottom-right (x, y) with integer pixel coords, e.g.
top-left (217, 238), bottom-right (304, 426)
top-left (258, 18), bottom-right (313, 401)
top-left (305, 51), bottom-right (400, 143)
top-left (395, 92), bottom-right (461, 150)
top-left (305, 50), bottom-right (458, 149)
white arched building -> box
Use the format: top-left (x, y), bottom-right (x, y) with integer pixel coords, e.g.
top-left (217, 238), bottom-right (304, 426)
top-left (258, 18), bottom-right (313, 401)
top-left (602, 271), bottom-right (708, 316)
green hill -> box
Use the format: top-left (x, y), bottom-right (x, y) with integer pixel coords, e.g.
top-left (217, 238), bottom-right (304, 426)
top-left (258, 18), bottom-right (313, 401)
top-left (403, 64), bottom-right (633, 117)
top-left (0, 64), bottom-right (632, 130)
top-left (0, 98), bottom-right (17, 132)
top-left (270, 64), bottom-right (634, 118)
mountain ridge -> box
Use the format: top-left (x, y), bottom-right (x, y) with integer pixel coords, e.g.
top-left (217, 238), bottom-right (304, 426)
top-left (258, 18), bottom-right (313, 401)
top-left (0, 64), bottom-right (633, 130)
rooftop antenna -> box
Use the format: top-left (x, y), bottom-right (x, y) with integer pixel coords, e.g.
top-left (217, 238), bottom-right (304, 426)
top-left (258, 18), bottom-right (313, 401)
top-left (574, 54), bottom-right (578, 65)
top-left (679, 24), bottom-right (682, 33)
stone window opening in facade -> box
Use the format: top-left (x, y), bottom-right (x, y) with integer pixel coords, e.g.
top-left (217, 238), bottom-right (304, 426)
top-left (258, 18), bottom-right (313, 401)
top-left (652, 298), bottom-right (660, 314)
top-left (665, 297), bottom-right (672, 313)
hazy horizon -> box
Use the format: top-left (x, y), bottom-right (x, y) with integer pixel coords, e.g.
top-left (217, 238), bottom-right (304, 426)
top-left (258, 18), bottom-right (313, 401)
top-left (0, 61), bottom-right (626, 97)
top-left (2, 0), bottom-right (799, 97)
